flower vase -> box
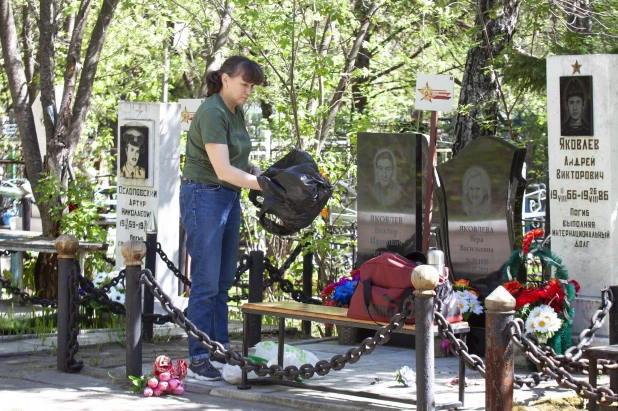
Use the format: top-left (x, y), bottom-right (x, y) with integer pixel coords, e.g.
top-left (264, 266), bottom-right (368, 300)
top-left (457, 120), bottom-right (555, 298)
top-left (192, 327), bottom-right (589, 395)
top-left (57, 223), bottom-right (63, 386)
top-left (336, 325), bottom-right (358, 345)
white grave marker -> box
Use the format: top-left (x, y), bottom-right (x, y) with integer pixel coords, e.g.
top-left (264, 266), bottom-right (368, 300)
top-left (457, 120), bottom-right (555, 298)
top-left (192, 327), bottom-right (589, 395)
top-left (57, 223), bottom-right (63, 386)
top-left (117, 102), bottom-right (181, 298)
top-left (547, 55), bottom-right (617, 338)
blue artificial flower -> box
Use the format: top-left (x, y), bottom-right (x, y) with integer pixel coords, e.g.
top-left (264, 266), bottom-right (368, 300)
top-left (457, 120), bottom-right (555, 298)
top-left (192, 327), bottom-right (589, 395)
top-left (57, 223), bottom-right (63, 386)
top-left (332, 280), bottom-right (358, 306)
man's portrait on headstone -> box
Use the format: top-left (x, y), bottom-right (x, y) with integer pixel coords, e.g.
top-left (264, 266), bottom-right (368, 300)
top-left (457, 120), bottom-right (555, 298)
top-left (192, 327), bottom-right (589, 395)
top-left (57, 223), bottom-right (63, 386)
top-left (119, 126), bottom-right (149, 179)
top-left (560, 76), bottom-right (593, 136)
top-left (370, 148), bottom-right (402, 207)
top-left (461, 165), bottom-right (491, 218)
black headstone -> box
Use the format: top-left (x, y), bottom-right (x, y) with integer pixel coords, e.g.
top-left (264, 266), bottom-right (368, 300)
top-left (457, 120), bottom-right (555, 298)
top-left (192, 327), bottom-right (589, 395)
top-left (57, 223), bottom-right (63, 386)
top-left (356, 133), bottom-right (427, 266)
top-left (436, 136), bottom-right (526, 296)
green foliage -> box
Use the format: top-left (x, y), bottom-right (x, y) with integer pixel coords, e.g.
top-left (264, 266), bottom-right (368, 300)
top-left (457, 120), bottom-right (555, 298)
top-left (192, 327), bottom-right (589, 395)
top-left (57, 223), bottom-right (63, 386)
top-left (34, 174), bottom-right (109, 277)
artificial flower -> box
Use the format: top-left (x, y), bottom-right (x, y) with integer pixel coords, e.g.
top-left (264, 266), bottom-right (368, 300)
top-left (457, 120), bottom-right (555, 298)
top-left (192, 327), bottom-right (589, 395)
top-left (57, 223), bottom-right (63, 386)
top-left (395, 366), bottom-right (415, 387)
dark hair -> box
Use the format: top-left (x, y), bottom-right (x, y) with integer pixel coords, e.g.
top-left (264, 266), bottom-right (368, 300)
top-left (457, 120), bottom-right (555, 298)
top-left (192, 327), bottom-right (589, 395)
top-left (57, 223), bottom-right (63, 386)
top-left (205, 56), bottom-right (265, 97)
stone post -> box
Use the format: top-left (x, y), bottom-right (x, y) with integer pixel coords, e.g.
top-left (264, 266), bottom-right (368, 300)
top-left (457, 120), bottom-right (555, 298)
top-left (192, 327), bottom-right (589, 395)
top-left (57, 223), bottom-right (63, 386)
top-left (412, 265), bottom-right (440, 411)
top-left (55, 234), bottom-right (79, 372)
top-left (122, 240), bottom-right (147, 378)
top-left (485, 286), bottom-right (516, 411)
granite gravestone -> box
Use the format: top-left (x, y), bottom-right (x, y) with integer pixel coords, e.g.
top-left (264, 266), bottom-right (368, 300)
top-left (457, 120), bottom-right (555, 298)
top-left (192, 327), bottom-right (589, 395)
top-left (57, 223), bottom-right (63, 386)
top-left (357, 133), bottom-right (427, 266)
top-left (547, 55), bottom-right (618, 338)
top-left (436, 136), bottom-right (526, 296)
top-left (116, 102), bottom-right (181, 298)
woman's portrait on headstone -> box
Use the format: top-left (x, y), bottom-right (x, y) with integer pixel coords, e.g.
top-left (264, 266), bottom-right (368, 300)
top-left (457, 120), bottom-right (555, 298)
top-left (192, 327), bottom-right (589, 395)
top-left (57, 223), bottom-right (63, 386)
top-left (560, 76), bottom-right (593, 136)
top-left (370, 148), bottom-right (402, 207)
top-left (119, 126), bottom-right (149, 179)
top-left (461, 166), bottom-right (491, 218)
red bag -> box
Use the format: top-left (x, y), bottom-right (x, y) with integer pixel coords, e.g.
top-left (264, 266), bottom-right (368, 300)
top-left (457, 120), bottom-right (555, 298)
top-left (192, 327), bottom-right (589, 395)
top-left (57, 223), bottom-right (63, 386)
top-left (347, 252), bottom-right (463, 325)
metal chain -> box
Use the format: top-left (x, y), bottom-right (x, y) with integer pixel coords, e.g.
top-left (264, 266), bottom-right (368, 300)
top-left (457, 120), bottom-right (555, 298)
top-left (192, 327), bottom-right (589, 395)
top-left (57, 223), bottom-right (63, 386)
top-left (98, 270), bottom-right (126, 294)
top-left (100, 254), bottom-right (116, 267)
top-left (156, 242), bottom-right (251, 303)
top-left (508, 317), bottom-right (618, 403)
top-left (77, 271), bottom-right (127, 315)
top-left (434, 309), bottom-right (487, 378)
top-left (66, 261), bottom-right (84, 372)
top-left (0, 276), bottom-right (58, 308)
top-left (156, 242), bottom-right (192, 286)
top-left (263, 242), bottom-right (321, 305)
top-left (140, 267), bottom-right (415, 380)
top-left (515, 287), bottom-right (616, 378)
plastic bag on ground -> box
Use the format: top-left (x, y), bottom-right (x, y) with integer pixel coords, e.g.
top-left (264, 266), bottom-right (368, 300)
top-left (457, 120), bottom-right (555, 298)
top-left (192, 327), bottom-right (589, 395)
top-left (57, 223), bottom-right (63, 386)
top-left (254, 341), bottom-right (322, 379)
top-left (249, 149), bottom-right (333, 236)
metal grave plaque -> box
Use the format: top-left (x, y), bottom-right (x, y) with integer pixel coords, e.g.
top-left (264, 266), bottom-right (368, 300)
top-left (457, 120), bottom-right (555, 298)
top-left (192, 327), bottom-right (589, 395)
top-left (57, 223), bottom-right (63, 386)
top-left (436, 136), bottom-right (526, 295)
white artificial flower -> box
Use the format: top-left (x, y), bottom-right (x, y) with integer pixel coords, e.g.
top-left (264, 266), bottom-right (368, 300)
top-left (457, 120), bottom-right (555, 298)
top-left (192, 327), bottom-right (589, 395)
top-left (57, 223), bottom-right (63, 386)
top-left (534, 316), bottom-right (551, 333)
top-left (525, 316), bottom-right (537, 334)
top-left (528, 305), bottom-right (545, 319)
top-left (469, 299), bottom-right (484, 315)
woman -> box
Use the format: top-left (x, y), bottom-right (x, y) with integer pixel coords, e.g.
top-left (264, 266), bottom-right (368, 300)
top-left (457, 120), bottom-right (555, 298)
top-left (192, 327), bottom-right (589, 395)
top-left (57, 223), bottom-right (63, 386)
top-left (181, 56), bottom-right (264, 380)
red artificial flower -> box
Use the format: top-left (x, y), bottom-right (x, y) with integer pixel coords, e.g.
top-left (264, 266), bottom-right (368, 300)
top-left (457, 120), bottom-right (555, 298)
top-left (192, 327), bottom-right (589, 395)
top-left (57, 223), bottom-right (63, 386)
top-left (320, 284), bottom-right (336, 299)
top-left (515, 289), bottom-right (536, 308)
top-left (504, 281), bottom-right (521, 296)
top-left (173, 359), bottom-right (188, 379)
top-left (154, 355), bottom-right (173, 374)
top-left (522, 229), bottom-right (544, 254)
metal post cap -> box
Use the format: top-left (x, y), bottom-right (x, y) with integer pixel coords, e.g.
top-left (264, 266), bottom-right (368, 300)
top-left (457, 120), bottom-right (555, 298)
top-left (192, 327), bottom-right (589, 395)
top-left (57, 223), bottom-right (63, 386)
top-left (55, 234), bottom-right (79, 258)
top-left (121, 240), bottom-right (147, 266)
top-left (485, 286), bottom-right (516, 312)
top-left (412, 265), bottom-right (439, 293)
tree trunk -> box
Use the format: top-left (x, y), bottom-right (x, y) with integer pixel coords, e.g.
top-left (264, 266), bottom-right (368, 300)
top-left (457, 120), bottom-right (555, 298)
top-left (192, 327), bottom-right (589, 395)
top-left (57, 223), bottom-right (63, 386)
top-left (451, 0), bottom-right (521, 155)
top-left (316, 1), bottom-right (380, 154)
top-left (198, 3), bottom-right (233, 97)
top-left (1, 0), bottom-right (119, 299)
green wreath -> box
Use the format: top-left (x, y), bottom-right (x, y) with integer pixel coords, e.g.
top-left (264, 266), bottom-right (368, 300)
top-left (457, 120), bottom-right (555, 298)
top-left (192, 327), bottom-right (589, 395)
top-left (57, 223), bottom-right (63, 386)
top-left (502, 244), bottom-right (576, 355)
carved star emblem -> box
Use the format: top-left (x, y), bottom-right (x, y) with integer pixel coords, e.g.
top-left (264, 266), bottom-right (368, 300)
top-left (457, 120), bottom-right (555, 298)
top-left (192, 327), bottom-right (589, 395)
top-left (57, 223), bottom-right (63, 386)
top-left (418, 82), bottom-right (434, 102)
top-left (180, 106), bottom-right (191, 123)
top-left (571, 60), bottom-right (582, 74)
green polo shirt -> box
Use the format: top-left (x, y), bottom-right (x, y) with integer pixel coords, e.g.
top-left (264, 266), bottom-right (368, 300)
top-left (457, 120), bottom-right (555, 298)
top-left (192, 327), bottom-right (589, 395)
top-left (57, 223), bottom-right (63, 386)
top-left (182, 93), bottom-right (252, 192)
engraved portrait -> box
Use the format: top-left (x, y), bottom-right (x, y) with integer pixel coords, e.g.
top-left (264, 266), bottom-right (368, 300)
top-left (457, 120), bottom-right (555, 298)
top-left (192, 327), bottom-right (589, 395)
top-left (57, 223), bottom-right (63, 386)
top-left (461, 166), bottom-right (491, 218)
top-left (119, 126), bottom-right (149, 179)
top-left (560, 76), bottom-right (593, 137)
top-left (370, 148), bottom-right (402, 207)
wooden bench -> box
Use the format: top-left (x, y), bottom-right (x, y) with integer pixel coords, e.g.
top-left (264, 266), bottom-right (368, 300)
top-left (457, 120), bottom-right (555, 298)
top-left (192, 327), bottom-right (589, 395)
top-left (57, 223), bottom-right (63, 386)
top-left (241, 301), bottom-right (470, 409)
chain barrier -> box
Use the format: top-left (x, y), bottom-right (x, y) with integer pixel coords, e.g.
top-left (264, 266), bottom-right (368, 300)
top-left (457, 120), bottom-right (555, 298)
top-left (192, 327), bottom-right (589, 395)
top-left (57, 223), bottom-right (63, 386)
top-left (0, 276), bottom-right (58, 308)
top-left (77, 271), bottom-right (127, 316)
top-left (66, 261), bottom-right (84, 372)
top-left (156, 242), bottom-right (192, 287)
top-left (155, 242), bottom-right (251, 303)
top-left (433, 306), bottom-right (487, 378)
top-left (100, 254), bottom-right (116, 267)
top-left (98, 270), bottom-right (126, 294)
top-left (140, 267), bottom-right (415, 380)
top-left (1, 249), bottom-right (18, 256)
top-left (509, 287), bottom-right (616, 389)
top-left (508, 316), bottom-right (618, 403)
top-left (263, 241), bottom-right (322, 305)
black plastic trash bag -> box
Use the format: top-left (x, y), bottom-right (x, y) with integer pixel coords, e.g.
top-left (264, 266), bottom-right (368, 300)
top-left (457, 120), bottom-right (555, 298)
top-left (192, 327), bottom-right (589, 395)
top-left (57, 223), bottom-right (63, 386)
top-left (249, 149), bottom-right (333, 236)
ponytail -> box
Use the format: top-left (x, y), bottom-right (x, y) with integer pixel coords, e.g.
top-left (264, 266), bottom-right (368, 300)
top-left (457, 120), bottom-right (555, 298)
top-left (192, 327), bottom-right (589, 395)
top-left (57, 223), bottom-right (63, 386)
top-left (205, 70), bottom-right (223, 97)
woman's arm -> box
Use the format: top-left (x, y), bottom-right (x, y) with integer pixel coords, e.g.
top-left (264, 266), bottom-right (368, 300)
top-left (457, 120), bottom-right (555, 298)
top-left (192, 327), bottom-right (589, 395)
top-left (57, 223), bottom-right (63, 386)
top-left (206, 143), bottom-right (261, 190)
top-left (246, 161), bottom-right (262, 176)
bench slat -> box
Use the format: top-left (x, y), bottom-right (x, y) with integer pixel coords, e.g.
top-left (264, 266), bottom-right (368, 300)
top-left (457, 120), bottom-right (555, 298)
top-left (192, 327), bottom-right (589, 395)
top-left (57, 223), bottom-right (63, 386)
top-left (242, 302), bottom-right (470, 335)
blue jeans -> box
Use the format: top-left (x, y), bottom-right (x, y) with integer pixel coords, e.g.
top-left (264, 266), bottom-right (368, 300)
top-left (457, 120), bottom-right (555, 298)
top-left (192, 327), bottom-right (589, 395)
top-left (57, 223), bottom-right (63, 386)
top-left (179, 180), bottom-right (240, 363)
